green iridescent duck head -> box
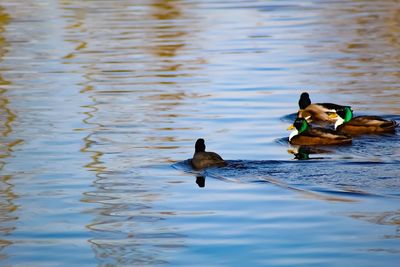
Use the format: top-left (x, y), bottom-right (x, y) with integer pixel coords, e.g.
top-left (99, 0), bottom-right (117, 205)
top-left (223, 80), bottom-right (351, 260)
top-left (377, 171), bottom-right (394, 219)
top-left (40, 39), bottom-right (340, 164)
top-left (335, 107), bottom-right (353, 129)
top-left (288, 118), bottom-right (309, 140)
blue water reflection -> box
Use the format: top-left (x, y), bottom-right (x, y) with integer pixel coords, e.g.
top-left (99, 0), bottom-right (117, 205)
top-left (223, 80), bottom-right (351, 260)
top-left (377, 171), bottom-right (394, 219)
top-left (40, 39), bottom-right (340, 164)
top-left (0, 0), bottom-right (399, 266)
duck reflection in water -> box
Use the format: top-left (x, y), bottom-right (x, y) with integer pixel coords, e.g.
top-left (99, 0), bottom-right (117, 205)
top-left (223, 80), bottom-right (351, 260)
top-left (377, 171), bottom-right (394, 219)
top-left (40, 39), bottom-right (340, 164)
top-left (288, 146), bottom-right (330, 160)
top-left (196, 176), bottom-right (205, 188)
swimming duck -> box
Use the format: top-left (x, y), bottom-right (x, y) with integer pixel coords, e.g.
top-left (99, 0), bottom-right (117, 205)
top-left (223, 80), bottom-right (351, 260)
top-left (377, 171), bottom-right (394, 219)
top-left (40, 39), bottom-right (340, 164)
top-left (288, 118), bottom-right (352, 145)
top-left (191, 138), bottom-right (227, 170)
top-left (331, 107), bottom-right (398, 135)
top-left (298, 92), bottom-right (351, 123)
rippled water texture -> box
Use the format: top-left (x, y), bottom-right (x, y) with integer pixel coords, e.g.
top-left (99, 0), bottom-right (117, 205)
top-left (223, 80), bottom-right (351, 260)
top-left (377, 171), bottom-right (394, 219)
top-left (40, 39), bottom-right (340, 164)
top-left (0, 0), bottom-right (399, 266)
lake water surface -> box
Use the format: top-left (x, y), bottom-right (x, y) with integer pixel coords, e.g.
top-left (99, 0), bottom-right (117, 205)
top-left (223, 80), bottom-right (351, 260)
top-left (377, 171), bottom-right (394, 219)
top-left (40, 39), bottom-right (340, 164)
top-left (0, 0), bottom-right (399, 266)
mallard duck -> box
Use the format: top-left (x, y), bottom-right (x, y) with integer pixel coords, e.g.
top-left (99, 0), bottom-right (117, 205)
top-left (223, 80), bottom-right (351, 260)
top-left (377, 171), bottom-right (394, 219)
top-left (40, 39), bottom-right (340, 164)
top-left (191, 138), bottom-right (226, 170)
top-left (331, 107), bottom-right (398, 135)
top-left (298, 92), bottom-right (351, 123)
top-left (288, 118), bottom-right (352, 145)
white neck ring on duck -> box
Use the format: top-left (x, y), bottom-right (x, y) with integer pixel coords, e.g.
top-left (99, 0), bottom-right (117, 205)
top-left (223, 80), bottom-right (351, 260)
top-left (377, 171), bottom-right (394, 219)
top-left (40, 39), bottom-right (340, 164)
top-left (334, 117), bottom-right (344, 130)
top-left (289, 129), bottom-right (298, 141)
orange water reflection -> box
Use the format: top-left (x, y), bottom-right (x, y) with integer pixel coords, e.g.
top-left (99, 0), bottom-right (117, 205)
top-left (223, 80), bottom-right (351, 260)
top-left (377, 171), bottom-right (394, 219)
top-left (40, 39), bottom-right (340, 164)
top-left (60, 0), bottom-right (202, 264)
top-left (0, 0), bottom-right (399, 265)
top-left (314, 1), bottom-right (400, 113)
top-left (0, 5), bottom-right (19, 260)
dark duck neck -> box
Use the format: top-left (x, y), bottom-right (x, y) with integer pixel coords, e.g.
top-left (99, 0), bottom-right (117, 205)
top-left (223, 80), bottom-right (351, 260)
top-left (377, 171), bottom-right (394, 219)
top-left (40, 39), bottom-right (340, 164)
top-left (299, 92), bottom-right (311, 109)
top-left (195, 138), bottom-right (206, 153)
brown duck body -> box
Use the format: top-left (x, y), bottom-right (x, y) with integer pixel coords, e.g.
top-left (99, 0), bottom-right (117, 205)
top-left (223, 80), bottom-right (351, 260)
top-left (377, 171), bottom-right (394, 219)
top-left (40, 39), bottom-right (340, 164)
top-left (191, 151), bottom-right (226, 170)
top-left (290, 127), bottom-right (352, 146)
top-left (298, 103), bottom-right (344, 123)
top-left (297, 92), bottom-right (349, 123)
top-left (337, 116), bottom-right (398, 135)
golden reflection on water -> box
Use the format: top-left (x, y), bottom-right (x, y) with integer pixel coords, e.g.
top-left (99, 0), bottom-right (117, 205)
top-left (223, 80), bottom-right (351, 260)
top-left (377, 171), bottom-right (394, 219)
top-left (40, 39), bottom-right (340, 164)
top-left (349, 210), bottom-right (400, 242)
top-left (320, 1), bottom-right (400, 113)
top-left (0, 5), bottom-right (19, 259)
top-left (60, 0), bottom-right (197, 263)
top-left (0, 0), bottom-right (399, 265)
top-left (0, 8), bottom-right (13, 139)
top-left (148, 0), bottom-right (186, 59)
top-left (139, 1), bottom-right (208, 153)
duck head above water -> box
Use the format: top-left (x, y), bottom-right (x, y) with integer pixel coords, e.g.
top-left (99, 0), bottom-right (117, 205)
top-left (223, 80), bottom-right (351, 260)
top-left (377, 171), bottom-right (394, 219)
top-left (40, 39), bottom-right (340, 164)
top-left (298, 92), bottom-right (312, 109)
top-left (334, 106), bottom-right (353, 129)
top-left (287, 118), bottom-right (309, 141)
top-left (195, 138), bottom-right (206, 153)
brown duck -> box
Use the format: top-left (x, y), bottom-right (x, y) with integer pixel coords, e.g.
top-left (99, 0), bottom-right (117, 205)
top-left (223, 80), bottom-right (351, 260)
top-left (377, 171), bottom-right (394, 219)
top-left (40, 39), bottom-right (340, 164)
top-left (298, 92), bottom-right (351, 123)
top-left (288, 118), bottom-right (352, 145)
top-left (332, 107), bottom-right (398, 135)
top-left (191, 138), bottom-right (227, 170)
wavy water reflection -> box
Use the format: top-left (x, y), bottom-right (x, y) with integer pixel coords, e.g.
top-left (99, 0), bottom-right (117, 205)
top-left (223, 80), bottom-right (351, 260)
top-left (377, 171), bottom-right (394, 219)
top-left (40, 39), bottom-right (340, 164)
top-left (0, 5), bottom-right (19, 260)
top-left (0, 0), bottom-right (399, 266)
top-left (305, 1), bottom-right (400, 113)
top-left (60, 0), bottom-right (195, 264)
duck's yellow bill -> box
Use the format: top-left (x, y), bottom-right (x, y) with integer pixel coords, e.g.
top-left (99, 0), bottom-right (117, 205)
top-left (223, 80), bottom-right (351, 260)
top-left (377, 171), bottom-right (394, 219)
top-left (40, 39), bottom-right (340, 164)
top-left (287, 125), bottom-right (295, 130)
top-left (287, 149), bottom-right (295, 154)
top-left (328, 113), bottom-right (338, 119)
